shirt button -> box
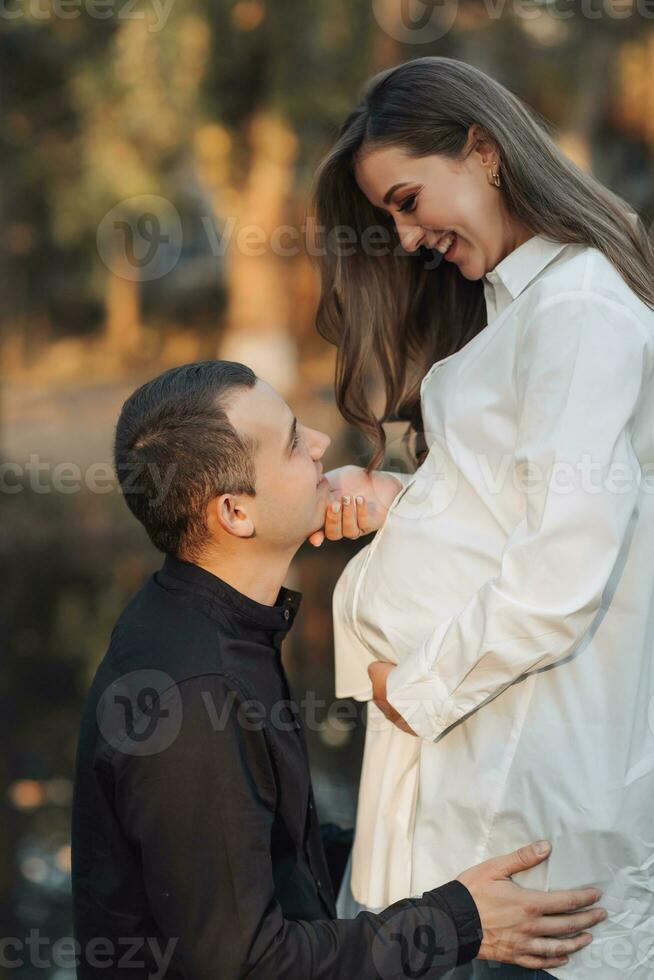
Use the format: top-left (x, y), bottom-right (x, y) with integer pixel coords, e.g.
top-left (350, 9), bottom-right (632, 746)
top-left (283, 608), bottom-right (290, 621)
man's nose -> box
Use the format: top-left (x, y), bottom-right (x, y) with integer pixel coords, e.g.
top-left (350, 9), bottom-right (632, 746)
top-left (309, 429), bottom-right (331, 458)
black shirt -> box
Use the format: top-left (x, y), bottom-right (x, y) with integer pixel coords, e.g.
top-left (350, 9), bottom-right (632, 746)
top-left (71, 553), bottom-right (482, 979)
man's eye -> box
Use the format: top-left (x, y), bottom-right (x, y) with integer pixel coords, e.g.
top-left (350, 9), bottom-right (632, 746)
top-left (398, 193), bottom-right (418, 214)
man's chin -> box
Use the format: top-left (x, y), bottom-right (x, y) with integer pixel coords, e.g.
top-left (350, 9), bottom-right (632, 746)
top-left (305, 484), bottom-right (330, 536)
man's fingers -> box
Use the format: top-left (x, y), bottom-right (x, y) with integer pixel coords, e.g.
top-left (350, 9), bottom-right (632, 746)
top-left (536, 886), bottom-right (603, 915)
top-left (531, 907), bottom-right (607, 937)
top-left (523, 933), bottom-right (593, 958)
top-left (517, 956), bottom-right (569, 971)
top-left (490, 841), bottom-right (552, 878)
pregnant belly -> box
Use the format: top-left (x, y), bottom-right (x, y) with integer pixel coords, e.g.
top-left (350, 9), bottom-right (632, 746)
top-left (354, 499), bottom-right (504, 663)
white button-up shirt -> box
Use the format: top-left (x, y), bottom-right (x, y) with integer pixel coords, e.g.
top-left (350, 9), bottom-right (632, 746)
top-left (332, 233), bottom-right (654, 979)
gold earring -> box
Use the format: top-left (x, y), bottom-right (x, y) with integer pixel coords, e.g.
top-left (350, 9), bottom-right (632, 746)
top-left (490, 166), bottom-right (501, 187)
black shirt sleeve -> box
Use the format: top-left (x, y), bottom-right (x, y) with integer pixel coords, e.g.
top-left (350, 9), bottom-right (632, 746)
top-left (113, 674), bottom-right (482, 979)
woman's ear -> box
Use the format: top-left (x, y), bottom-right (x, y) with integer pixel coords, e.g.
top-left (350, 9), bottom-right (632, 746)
top-left (467, 123), bottom-right (498, 168)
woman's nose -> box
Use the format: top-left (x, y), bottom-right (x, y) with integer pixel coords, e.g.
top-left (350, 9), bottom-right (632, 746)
top-left (397, 223), bottom-right (424, 253)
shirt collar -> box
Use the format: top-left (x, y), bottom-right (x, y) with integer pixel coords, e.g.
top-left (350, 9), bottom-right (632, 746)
top-left (482, 234), bottom-right (569, 321)
top-left (159, 552), bottom-right (303, 639)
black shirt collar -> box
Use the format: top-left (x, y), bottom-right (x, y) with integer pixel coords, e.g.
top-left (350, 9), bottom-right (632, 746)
top-left (159, 553), bottom-right (303, 638)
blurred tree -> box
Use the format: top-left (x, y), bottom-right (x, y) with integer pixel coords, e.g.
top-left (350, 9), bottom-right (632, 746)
top-left (2, 0), bottom-right (652, 375)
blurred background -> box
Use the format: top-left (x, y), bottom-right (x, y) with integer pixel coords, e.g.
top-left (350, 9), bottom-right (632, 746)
top-left (1, 0), bottom-right (653, 975)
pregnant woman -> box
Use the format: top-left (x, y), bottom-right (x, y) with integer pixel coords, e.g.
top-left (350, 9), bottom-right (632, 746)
top-left (308, 57), bottom-right (654, 980)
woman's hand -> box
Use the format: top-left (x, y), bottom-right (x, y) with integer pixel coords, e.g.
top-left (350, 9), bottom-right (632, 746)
top-left (307, 465), bottom-right (405, 547)
top-left (368, 662), bottom-right (417, 736)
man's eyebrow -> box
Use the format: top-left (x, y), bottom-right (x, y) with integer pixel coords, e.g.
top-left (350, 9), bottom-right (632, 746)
top-left (383, 182), bottom-right (410, 206)
top-left (286, 416), bottom-right (297, 454)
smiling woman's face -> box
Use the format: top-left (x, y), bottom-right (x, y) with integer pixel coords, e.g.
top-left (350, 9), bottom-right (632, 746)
top-left (353, 128), bottom-right (533, 281)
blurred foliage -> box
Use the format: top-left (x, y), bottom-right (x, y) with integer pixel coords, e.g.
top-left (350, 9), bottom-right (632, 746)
top-left (2, 0), bottom-right (651, 343)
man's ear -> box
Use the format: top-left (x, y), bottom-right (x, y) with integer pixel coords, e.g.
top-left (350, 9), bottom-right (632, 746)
top-left (206, 493), bottom-right (255, 540)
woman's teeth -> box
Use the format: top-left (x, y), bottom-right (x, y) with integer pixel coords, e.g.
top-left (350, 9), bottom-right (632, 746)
top-left (436, 233), bottom-right (455, 254)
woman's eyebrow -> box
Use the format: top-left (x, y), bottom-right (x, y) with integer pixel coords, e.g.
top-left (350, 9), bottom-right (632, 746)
top-left (383, 182), bottom-right (410, 205)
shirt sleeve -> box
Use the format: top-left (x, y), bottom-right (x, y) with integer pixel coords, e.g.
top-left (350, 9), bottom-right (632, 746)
top-left (383, 469), bottom-right (415, 489)
top-left (113, 674), bottom-right (481, 979)
top-left (386, 291), bottom-right (650, 742)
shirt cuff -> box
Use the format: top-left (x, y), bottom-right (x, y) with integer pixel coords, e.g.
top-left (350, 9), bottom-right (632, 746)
top-left (385, 643), bottom-right (450, 741)
top-left (430, 879), bottom-right (483, 965)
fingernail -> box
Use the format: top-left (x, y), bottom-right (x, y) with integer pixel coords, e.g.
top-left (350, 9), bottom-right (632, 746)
top-left (343, 495), bottom-right (351, 505)
top-left (356, 495), bottom-right (364, 505)
top-left (331, 501), bottom-right (341, 514)
top-left (534, 840), bottom-right (551, 855)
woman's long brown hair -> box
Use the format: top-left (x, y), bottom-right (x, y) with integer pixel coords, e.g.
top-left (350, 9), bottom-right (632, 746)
top-left (309, 56), bottom-right (654, 471)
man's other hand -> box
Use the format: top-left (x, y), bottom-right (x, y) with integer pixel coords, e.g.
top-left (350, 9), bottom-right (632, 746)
top-left (458, 840), bottom-right (607, 971)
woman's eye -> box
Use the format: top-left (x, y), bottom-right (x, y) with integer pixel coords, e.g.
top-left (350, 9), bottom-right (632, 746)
top-left (292, 431), bottom-right (301, 450)
top-left (398, 193), bottom-right (418, 214)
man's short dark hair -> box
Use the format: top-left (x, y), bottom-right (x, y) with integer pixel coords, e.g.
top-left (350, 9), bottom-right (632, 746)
top-left (114, 360), bottom-right (258, 560)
